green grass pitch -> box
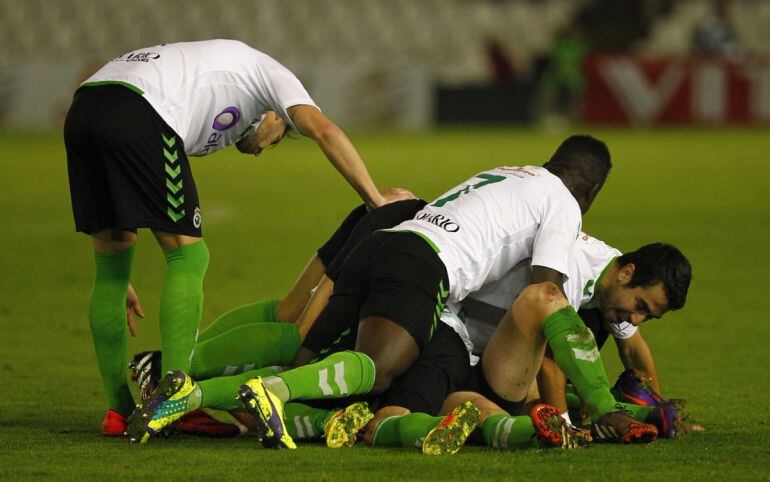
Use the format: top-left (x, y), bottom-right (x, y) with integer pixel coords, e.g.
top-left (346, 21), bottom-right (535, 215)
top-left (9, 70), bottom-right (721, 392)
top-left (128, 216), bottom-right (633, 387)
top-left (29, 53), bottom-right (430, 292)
top-left (0, 127), bottom-right (768, 480)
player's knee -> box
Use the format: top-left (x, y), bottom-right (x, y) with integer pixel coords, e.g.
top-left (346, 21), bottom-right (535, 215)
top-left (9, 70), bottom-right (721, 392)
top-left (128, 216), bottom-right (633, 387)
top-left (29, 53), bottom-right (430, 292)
top-left (511, 282), bottom-right (569, 326)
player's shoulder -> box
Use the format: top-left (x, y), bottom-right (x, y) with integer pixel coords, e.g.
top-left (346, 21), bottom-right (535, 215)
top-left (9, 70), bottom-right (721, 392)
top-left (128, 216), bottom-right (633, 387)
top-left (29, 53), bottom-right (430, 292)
top-left (575, 232), bottom-right (622, 269)
top-left (576, 232), bottom-right (621, 254)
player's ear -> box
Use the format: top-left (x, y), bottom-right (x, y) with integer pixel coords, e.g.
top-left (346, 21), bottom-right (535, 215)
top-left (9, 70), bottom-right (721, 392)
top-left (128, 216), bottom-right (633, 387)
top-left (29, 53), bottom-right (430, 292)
top-left (618, 263), bottom-right (635, 284)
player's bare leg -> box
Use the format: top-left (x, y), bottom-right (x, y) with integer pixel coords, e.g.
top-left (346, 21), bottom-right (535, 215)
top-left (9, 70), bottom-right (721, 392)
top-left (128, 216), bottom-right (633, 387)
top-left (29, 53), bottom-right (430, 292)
top-left (482, 283), bottom-right (559, 404)
top-left (356, 316), bottom-right (420, 395)
top-left (483, 282), bottom-right (657, 443)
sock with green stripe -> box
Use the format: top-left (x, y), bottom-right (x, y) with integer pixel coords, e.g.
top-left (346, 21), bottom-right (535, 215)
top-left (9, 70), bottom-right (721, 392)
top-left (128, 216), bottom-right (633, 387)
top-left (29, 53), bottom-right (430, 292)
top-left (198, 300), bottom-right (278, 342)
top-left (190, 322), bottom-right (300, 379)
top-left (263, 351), bottom-right (376, 403)
top-left (370, 413), bottom-right (444, 448)
top-left (159, 240), bottom-right (209, 374)
top-left (198, 366), bottom-right (282, 411)
top-left (283, 403), bottom-right (333, 441)
top-left (542, 306), bottom-right (618, 419)
top-left (480, 414), bottom-right (539, 449)
top-left (89, 246), bottom-right (136, 416)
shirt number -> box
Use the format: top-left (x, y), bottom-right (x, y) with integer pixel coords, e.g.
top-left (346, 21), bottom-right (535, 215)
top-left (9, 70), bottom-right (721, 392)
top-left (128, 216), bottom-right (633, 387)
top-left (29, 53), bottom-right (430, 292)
top-left (432, 173), bottom-right (506, 207)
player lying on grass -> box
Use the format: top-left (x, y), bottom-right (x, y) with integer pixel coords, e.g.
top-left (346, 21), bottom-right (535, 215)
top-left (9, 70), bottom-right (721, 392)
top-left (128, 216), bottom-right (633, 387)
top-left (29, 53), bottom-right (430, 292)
top-left (65, 38), bottom-right (406, 436)
top-left (446, 236), bottom-right (691, 438)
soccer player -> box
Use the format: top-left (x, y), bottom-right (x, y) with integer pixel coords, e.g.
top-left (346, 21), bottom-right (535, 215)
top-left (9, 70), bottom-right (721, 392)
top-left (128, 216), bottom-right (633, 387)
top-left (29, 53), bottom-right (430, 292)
top-left (63, 39), bottom-right (400, 438)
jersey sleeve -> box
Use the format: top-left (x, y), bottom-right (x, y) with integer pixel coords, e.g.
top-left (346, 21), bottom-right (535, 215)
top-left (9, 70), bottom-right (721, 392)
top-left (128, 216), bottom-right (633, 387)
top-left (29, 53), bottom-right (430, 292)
top-left (601, 319), bottom-right (638, 339)
top-left (257, 55), bottom-right (318, 129)
top-left (530, 191), bottom-right (582, 280)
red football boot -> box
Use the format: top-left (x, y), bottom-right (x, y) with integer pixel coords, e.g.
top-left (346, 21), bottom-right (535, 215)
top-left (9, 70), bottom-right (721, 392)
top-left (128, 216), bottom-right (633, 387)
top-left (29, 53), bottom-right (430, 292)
top-left (102, 409), bottom-right (128, 437)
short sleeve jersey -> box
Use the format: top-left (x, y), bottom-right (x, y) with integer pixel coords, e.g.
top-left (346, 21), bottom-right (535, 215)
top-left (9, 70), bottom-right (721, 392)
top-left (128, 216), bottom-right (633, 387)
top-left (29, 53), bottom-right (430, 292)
top-left (83, 39), bottom-right (317, 156)
top-left (394, 166), bottom-right (582, 304)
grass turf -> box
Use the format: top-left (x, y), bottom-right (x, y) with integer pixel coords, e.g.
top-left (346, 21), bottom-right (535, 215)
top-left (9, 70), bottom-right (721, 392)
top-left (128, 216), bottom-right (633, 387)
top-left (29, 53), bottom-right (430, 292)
top-left (1, 127), bottom-right (769, 480)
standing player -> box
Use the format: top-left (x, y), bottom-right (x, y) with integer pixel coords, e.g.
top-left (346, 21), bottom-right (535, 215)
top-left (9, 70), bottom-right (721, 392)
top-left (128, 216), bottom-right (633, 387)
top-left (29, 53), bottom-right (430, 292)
top-left (63, 39), bottom-right (398, 438)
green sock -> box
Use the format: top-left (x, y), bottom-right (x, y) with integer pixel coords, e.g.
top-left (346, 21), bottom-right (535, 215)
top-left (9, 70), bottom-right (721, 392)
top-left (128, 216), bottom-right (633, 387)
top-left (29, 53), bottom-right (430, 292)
top-left (159, 240), bottom-right (209, 374)
top-left (618, 402), bottom-right (655, 421)
top-left (566, 386), bottom-right (582, 412)
top-left (480, 414), bottom-right (539, 449)
top-left (89, 246), bottom-right (136, 416)
top-left (190, 322), bottom-right (300, 379)
top-left (370, 416), bottom-right (401, 446)
top-left (263, 351), bottom-right (376, 403)
top-left (198, 300), bottom-right (278, 342)
top-left (371, 413), bottom-right (444, 448)
top-left (198, 366), bottom-right (282, 410)
top-left (543, 306), bottom-right (617, 419)
top-left (283, 403), bottom-right (332, 440)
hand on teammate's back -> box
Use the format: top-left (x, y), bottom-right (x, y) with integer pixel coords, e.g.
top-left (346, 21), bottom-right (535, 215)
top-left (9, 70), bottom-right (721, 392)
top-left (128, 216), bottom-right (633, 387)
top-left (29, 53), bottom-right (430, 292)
top-left (378, 188), bottom-right (416, 208)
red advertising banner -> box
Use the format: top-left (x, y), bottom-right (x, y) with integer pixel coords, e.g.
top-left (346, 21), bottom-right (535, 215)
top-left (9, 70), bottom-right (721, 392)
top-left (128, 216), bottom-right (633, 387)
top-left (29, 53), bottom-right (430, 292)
top-left (582, 55), bottom-right (770, 125)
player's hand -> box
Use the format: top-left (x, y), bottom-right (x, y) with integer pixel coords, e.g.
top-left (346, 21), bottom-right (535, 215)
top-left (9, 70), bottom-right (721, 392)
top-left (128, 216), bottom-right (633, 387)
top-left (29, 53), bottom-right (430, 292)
top-left (126, 283), bottom-right (145, 337)
top-left (378, 188), bottom-right (416, 208)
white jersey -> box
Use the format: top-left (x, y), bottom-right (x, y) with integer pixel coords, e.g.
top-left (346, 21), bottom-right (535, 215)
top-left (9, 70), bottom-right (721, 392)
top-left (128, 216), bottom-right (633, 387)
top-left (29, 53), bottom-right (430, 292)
top-left (83, 39), bottom-right (317, 156)
top-left (445, 232), bottom-right (637, 363)
top-left (394, 166), bottom-right (582, 304)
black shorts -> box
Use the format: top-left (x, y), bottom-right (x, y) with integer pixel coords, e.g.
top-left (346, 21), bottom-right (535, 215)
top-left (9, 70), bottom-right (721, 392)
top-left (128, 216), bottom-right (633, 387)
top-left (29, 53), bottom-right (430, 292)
top-left (304, 230), bottom-right (449, 353)
top-left (383, 322), bottom-right (471, 415)
top-left (579, 308), bottom-right (610, 350)
top-left (316, 204), bottom-right (368, 268)
top-left (64, 84), bottom-right (201, 236)
top-left (307, 322), bottom-right (470, 416)
top-left (324, 199), bottom-right (427, 281)
top-left (462, 358), bottom-right (527, 415)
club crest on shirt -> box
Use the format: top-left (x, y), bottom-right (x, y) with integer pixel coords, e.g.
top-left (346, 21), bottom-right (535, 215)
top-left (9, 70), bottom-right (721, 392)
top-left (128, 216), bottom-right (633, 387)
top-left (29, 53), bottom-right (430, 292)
top-left (193, 207), bottom-right (202, 228)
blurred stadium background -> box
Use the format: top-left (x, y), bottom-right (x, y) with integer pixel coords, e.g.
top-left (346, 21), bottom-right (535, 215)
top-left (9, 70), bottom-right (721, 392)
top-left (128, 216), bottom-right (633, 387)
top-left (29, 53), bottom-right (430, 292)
top-left (1, 0), bottom-right (769, 479)
top-left (1, 0), bottom-right (769, 130)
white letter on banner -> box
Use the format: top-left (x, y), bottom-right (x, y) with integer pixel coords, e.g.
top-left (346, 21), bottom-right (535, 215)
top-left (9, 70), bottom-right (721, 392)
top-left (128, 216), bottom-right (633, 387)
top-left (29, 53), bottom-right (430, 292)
top-left (599, 58), bottom-right (686, 125)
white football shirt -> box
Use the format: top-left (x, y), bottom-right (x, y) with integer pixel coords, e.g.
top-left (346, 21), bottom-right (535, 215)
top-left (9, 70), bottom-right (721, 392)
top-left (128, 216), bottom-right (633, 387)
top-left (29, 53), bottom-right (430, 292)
top-left (394, 166), bottom-right (582, 304)
top-left (82, 39), bottom-right (317, 156)
top-left (445, 232), bottom-right (637, 363)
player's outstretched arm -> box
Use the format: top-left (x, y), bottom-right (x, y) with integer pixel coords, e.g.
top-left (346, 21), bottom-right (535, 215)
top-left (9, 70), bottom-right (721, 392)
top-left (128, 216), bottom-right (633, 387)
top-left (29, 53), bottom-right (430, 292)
top-left (616, 331), bottom-right (661, 393)
top-left (288, 104), bottom-right (385, 210)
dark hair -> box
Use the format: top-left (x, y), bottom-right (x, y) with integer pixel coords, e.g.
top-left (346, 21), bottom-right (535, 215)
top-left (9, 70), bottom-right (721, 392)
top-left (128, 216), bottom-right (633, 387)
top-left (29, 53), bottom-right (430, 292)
top-left (618, 243), bottom-right (692, 310)
top-left (543, 135), bottom-right (612, 191)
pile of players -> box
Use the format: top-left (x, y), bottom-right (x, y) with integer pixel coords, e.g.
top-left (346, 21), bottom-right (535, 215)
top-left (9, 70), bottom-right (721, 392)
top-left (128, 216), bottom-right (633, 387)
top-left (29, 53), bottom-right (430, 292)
top-left (125, 134), bottom-right (691, 453)
top-left (64, 40), bottom-right (692, 454)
